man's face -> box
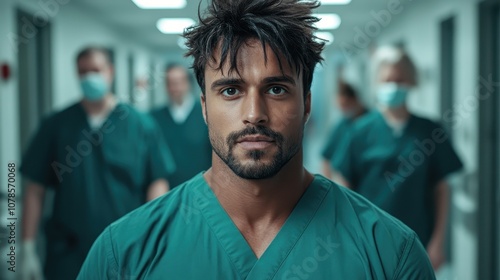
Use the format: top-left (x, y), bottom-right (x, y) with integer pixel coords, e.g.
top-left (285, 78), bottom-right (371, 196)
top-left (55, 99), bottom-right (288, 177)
top-left (77, 52), bottom-right (113, 83)
top-left (336, 94), bottom-right (357, 115)
top-left (166, 67), bottom-right (190, 104)
top-left (202, 39), bottom-right (311, 180)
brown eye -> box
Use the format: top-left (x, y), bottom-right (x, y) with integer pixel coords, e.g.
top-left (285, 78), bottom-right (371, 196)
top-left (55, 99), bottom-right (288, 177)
top-left (221, 88), bottom-right (239, 96)
top-left (267, 86), bottom-right (286, 95)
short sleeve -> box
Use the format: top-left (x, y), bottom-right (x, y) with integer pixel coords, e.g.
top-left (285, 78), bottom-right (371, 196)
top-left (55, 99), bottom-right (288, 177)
top-left (144, 118), bottom-right (176, 183)
top-left (392, 233), bottom-right (436, 280)
top-left (428, 125), bottom-right (463, 184)
top-left (77, 227), bottom-right (118, 280)
top-left (19, 116), bottom-right (58, 187)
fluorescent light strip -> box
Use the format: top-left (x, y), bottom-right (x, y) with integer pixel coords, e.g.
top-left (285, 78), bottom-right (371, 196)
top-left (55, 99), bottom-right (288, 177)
top-left (314, 14), bottom-right (341, 30)
top-left (157, 18), bottom-right (196, 34)
top-left (132, 0), bottom-right (186, 9)
top-left (320, 0), bottom-right (352, 5)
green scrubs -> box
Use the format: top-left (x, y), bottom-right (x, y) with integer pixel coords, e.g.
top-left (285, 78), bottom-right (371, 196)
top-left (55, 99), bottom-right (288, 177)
top-left (20, 102), bottom-right (175, 280)
top-left (150, 102), bottom-right (211, 188)
top-left (321, 111), bottom-right (368, 161)
top-left (333, 111), bottom-right (463, 246)
top-left (78, 173), bottom-right (435, 279)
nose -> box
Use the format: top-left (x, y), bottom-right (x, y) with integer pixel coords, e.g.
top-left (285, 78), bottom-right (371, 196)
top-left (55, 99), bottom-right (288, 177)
top-left (242, 90), bottom-right (269, 125)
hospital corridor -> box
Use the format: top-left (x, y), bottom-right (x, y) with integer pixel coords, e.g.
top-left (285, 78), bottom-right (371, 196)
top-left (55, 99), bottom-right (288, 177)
top-left (0, 0), bottom-right (499, 279)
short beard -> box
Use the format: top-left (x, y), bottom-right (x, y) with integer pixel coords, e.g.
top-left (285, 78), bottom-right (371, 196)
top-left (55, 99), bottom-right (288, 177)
top-left (209, 125), bottom-right (302, 180)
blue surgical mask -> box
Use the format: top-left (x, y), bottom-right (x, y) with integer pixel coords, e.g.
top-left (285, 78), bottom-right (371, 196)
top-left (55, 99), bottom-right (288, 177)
top-left (80, 73), bottom-right (109, 101)
top-left (376, 82), bottom-right (409, 108)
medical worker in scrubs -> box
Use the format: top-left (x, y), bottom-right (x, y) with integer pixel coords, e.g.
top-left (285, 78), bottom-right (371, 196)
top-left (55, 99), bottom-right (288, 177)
top-left (151, 64), bottom-right (211, 188)
top-left (20, 47), bottom-right (175, 280)
top-left (78, 1), bottom-right (435, 279)
top-left (321, 81), bottom-right (367, 179)
top-left (332, 46), bottom-right (463, 270)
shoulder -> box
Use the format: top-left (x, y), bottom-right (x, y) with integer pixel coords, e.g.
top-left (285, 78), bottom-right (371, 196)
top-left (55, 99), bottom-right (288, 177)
top-left (318, 175), bottom-right (414, 236)
top-left (315, 176), bottom-right (433, 277)
top-left (106, 173), bottom-right (205, 248)
top-left (117, 103), bottom-right (160, 132)
top-left (350, 110), bottom-right (381, 132)
top-left (149, 106), bottom-right (168, 119)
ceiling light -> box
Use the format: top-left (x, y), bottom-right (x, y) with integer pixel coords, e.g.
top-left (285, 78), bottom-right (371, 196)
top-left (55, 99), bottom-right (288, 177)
top-left (320, 0), bottom-right (352, 5)
top-left (177, 37), bottom-right (188, 49)
top-left (157, 18), bottom-right (195, 34)
top-left (314, 14), bottom-right (341, 30)
top-left (315, 32), bottom-right (334, 45)
top-left (132, 0), bottom-right (187, 9)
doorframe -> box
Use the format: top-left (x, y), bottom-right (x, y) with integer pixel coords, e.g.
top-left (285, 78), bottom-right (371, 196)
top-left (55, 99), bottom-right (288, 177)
top-left (478, 1), bottom-right (499, 280)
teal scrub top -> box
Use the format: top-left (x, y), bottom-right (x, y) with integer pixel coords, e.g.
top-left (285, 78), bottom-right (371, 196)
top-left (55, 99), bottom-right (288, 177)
top-left (20, 102), bottom-right (175, 280)
top-left (333, 111), bottom-right (463, 246)
top-left (321, 112), bottom-right (366, 161)
top-left (150, 102), bottom-right (212, 188)
top-left (78, 173), bottom-right (435, 280)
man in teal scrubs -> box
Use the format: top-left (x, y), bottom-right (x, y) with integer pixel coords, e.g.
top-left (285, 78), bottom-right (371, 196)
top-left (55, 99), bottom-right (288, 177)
top-left (332, 46), bottom-right (463, 271)
top-left (321, 81), bottom-right (367, 179)
top-left (150, 64), bottom-right (211, 188)
top-left (20, 47), bottom-right (175, 280)
top-left (78, 1), bottom-right (435, 279)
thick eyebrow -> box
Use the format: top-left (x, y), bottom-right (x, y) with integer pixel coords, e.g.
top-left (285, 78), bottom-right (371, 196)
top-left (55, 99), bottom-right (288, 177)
top-left (262, 75), bottom-right (296, 86)
top-left (209, 75), bottom-right (296, 91)
top-left (210, 78), bottom-right (244, 91)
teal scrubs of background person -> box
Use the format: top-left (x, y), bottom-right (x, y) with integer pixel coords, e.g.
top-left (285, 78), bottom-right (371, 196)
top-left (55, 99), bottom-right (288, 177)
top-left (19, 47), bottom-right (176, 280)
top-left (20, 103), bottom-right (175, 279)
top-left (78, 174), bottom-right (435, 280)
top-left (151, 102), bottom-right (211, 187)
top-left (321, 81), bottom-right (367, 179)
top-left (333, 111), bottom-right (463, 247)
top-left (150, 64), bottom-right (211, 188)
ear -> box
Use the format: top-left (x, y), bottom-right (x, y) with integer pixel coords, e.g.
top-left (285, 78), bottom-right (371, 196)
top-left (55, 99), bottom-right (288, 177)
top-left (304, 91), bottom-right (311, 124)
top-left (200, 93), bottom-right (207, 125)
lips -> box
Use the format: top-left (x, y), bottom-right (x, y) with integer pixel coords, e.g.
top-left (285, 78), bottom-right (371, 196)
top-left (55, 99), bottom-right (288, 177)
top-left (236, 134), bottom-right (275, 150)
top-left (236, 135), bottom-right (274, 143)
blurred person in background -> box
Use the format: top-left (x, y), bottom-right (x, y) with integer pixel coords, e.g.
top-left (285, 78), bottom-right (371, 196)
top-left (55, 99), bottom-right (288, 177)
top-left (321, 80), bottom-right (368, 179)
top-left (19, 46), bottom-right (175, 280)
top-left (150, 63), bottom-right (211, 188)
top-left (332, 45), bottom-right (463, 271)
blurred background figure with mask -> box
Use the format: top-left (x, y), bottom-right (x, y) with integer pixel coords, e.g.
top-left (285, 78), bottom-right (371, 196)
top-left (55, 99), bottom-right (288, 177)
top-left (150, 63), bottom-right (211, 188)
top-left (321, 79), bottom-right (368, 180)
top-left (19, 46), bottom-right (175, 280)
top-left (332, 45), bottom-right (463, 271)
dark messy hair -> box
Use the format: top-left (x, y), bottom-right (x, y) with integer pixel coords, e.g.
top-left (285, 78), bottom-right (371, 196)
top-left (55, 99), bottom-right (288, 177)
top-left (183, 0), bottom-right (325, 96)
top-left (76, 46), bottom-right (112, 65)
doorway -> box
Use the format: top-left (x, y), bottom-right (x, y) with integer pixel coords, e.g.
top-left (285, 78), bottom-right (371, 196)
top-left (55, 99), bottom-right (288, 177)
top-left (478, 1), bottom-right (499, 280)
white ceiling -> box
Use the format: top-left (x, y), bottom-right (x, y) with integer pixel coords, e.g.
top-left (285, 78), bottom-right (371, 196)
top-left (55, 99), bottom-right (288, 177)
top-left (73, 0), bottom-right (396, 52)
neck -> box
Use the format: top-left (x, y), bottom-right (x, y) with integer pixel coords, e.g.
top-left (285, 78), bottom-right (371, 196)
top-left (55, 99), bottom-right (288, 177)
top-left (380, 105), bottom-right (410, 124)
top-left (204, 149), bottom-right (313, 226)
top-left (81, 94), bottom-right (115, 116)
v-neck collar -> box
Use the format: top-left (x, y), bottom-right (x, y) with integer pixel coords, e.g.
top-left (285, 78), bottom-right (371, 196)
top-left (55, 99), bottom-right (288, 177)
top-left (192, 174), bottom-right (330, 280)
